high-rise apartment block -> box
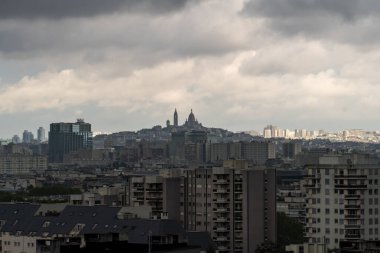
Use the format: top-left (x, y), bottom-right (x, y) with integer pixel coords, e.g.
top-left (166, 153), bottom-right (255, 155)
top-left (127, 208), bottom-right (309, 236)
top-left (48, 119), bottom-right (92, 163)
top-left (304, 153), bottom-right (380, 250)
top-left (127, 175), bottom-right (181, 221)
top-left (180, 160), bottom-right (276, 253)
top-left (123, 161), bottom-right (276, 253)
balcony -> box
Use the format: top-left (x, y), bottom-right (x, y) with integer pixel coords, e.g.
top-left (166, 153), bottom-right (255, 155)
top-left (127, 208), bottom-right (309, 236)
top-left (215, 217), bottom-right (229, 223)
top-left (345, 224), bottom-right (361, 229)
top-left (304, 174), bottom-right (321, 179)
top-left (217, 246), bottom-right (229, 252)
top-left (345, 214), bottom-right (360, 219)
top-left (214, 208), bottom-right (229, 213)
top-left (216, 236), bottom-right (230, 242)
top-left (345, 234), bottom-right (361, 239)
top-left (344, 205), bottom-right (361, 209)
top-left (213, 189), bottom-right (229, 194)
top-left (146, 196), bottom-right (163, 201)
top-left (304, 183), bottom-right (321, 188)
top-left (146, 188), bottom-right (163, 192)
top-left (215, 198), bottom-right (230, 203)
top-left (213, 179), bottom-right (229, 185)
top-left (335, 184), bottom-right (367, 189)
top-left (133, 187), bottom-right (145, 192)
top-left (215, 227), bottom-right (229, 232)
top-left (344, 194), bottom-right (361, 199)
top-left (335, 175), bottom-right (367, 179)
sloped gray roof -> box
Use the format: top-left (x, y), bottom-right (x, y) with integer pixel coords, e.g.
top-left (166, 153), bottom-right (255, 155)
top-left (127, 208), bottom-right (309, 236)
top-left (0, 203), bottom-right (186, 243)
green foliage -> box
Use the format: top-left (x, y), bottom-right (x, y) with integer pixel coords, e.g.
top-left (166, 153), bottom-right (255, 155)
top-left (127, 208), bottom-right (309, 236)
top-left (255, 241), bottom-right (278, 253)
top-left (277, 212), bottom-right (305, 252)
top-left (28, 186), bottom-right (81, 196)
top-left (0, 191), bottom-right (25, 202)
top-left (0, 186), bottom-right (81, 203)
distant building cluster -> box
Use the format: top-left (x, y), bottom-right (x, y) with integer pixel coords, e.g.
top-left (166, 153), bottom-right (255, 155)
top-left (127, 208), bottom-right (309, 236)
top-left (261, 124), bottom-right (380, 143)
top-left (2, 110), bottom-right (380, 253)
top-left (12, 127), bottom-right (46, 145)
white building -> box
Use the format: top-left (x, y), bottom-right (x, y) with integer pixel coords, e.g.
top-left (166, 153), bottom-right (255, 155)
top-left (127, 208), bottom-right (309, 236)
top-left (304, 153), bottom-right (380, 250)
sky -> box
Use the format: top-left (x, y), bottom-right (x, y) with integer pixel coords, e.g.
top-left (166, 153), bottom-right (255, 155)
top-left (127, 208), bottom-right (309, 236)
top-left (1, 0), bottom-right (380, 138)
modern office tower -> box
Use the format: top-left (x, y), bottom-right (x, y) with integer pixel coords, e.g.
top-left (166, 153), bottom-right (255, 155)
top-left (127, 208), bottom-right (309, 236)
top-left (174, 108), bottom-right (178, 127)
top-left (22, 130), bottom-right (34, 143)
top-left (37, 127), bottom-right (46, 142)
top-left (180, 160), bottom-right (277, 253)
top-left (11, 135), bottom-right (21, 144)
top-left (304, 153), bottom-right (380, 250)
top-left (128, 175), bottom-right (181, 220)
top-left (48, 119), bottom-right (93, 163)
top-left (283, 141), bottom-right (302, 159)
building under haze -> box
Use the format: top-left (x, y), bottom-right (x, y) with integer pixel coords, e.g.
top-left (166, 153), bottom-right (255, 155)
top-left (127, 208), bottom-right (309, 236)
top-left (22, 130), bottom-right (34, 144)
top-left (11, 135), bottom-right (21, 144)
top-left (37, 126), bottom-right (46, 143)
top-left (48, 119), bottom-right (93, 163)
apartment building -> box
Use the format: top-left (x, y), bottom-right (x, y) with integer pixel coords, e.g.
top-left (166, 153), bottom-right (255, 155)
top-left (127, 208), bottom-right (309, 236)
top-left (128, 175), bottom-right (181, 220)
top-left (0, 154), bottom-right (47, 175)
top-left (180, 160), bottom-right (276, 253)
top-left (209, 141), bottom-right (276, 165)
top-left (304, 153), bottom-right (380, 250)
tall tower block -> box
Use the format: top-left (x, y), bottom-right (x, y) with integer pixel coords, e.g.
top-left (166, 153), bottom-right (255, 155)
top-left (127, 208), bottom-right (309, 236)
top-left (174, 108), bottom-right (178, 127)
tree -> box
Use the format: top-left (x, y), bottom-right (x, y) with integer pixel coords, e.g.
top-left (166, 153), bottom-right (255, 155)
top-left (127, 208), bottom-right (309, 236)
top-left (277, 212), bottom-right (305, 252)
top-left (255, 241), bottom-right (278, 253)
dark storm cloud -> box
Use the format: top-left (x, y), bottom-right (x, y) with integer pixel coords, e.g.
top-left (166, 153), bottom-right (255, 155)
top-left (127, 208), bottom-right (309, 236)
top-left (243, 0), bottom-right (380, 42)
top-left (0, 0), bottom-right (193, 19)
top-left (244, 0), bottom-right (380, 20)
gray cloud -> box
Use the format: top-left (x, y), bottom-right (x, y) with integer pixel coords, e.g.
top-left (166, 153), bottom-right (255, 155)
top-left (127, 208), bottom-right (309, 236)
top-left (243, 0), bottom-right (380, 45)
top-left (244, 0), bottom-right (380, 21)
top-left (0, 0), bottom-right (193, 19)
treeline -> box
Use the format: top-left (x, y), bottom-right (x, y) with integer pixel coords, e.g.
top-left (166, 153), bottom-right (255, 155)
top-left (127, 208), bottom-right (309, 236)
top-left (0, 186), bottom-right (81, 203)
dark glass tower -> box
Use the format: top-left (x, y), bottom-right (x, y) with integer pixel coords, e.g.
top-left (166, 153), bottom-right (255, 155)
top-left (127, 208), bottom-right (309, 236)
top-left (48, 119), bottom-right (93, 163)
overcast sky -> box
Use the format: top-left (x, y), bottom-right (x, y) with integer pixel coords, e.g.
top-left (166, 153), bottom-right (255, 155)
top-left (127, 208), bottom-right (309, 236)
top-left (1, 0), bottom-right (380, 138)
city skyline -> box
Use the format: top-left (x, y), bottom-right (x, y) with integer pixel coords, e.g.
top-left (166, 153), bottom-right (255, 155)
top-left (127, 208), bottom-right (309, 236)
top-left (1, 1), bottom-right (380, 138)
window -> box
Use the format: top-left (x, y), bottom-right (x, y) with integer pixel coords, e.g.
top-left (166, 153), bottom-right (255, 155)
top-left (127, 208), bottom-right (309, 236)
top-left (42, 221), bottom-right (51, 228)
